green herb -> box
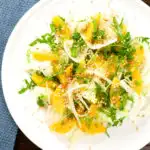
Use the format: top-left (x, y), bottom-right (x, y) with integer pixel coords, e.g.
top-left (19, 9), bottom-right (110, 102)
top-left (78, 19), bottom-right (86, 22)
top-left (64, 108), bottom-right (74, 119)
top-left (93, 30), bottom-right (105, 41)
top-left (83, 78), bottom-right (91, 84)
top-left (59, 16), bottom-right (65, 21)
top-left (71, 47), bottom-right (79, 57)
top-left (29, 33), bottom-right (62, 51)
top-left (135, 37), bottom-right (150, 45)
top-left (36, 71), bottom-right (45, 77)
top-left (92, 18), bottom-right (105, 41)
top-left (92, 19), bottom-right (98, 32)
top-left (37, 94), bottom-right (48, 107)
top-left (105, 129), bottom-right (110, 138)
top-left (99, 107), bottom-right (125, 126)
top-left (50, 23), bottom-right (62, 33)
top-left (82, 116), bottom-right (93, 128)
top-left (71, 32), bottom-right (86, 58)
top-left (26, 49), bottom-right (31, 63)
top-left (18, 79), bottom-right (36, 94)
top-left (50, 23), bottom-right (56, 33)
top-left (119, 93), bottom-right (128, 110)
top-left (71, 62), bottom-right (79, 74)
top-left (99, 107), bottom-right (116, 123)
top-left (112, 17), bottom-right (135, 60)
top-left (112, 17), bottom-right (123, 38)
top-left (95, 82), bottom-right (109, 106)
top-left (72, 32), bottom-right (81, 41)
top-left (76, 76), bottom-right (91, 84)
top-left (113, 117), bottom-right (125, 126)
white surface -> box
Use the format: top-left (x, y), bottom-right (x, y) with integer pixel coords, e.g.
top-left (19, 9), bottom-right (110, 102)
top-left (1, 0), bottom-right (150, 150)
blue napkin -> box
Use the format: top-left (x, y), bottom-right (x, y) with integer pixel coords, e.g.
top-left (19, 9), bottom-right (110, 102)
top-left (0, 0), bottom-right (39, 150)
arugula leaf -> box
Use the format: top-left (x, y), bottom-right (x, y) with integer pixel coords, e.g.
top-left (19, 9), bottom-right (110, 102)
top-left (71, 32), bottom-right (86, 58)
top-left (93, 30), bottom-right (105, 41)
top-left (50, 23), bottom-right (56, 33)
top-left (72, 32), bottom-right (81, 41)
top-left (119, 88), bottom-right (133, 110)
top-left (92, 18), bottom-right (105, 41)
top-left (37, 94), bottom-right (48, 107)
top-left (95, 82), bottom-right (109, 106)
top-left (29, 33), bottom-right (62, 51)
top-left (135, 37), bottom-right (150, 44)
top-left (99, 106), bottom-right (126, 127)
top-left (135, 37), bottom-right (150, 49)
top-left (18, 79), bottom-right (36, 94)
top-left (112, 17), bottom-right (135, 60)
top-left (113, 117), bottom-right (125, 126)
top-left (99, 107), bottom-right (116, 122)
top-left (112, 17), bottom-right (123, 38)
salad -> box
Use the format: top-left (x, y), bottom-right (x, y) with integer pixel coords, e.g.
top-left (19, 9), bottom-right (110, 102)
top-left (19, 13), bottom-right (150, 135)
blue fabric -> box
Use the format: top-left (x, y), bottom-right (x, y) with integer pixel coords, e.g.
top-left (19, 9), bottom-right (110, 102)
top-left (0, 0), bottom-right (39, 150)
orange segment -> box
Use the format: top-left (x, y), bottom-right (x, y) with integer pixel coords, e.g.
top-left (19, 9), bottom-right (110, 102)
top-left (95, 55), bottom-right (105, 67)
top-left (31, 73), bottom-right (57, 89)
top-left (94, 13), bottom-right (101, 26)
top-left (80, 121), bottom-right (106, 134)
top-left (56, 64), bottom-right (73, 84)
top-left (132, 70), bottom-right (143, 95)
top-left (122, 24), bottom-right (127, 35)
top-left (65, 64), bottom-right (73, 77)
top-left (110, 77), bottom-right (121, 108)
top-left (50, 119), bottom-right (76, 134)
top-left (51, 86), bottom-right (67, 114)
top-left (52, 16), bottom-right (65, 27)
top-left (83, 13), bottom-right (102, 42)
top-left (52, 16), bottom-right (71, 39)
top-left (32, 52), bottom-right (58, 62)
top-left (85, 22), bottom-right (94, 42)
top-left (129, 46), bottom-right (145, 71)
top-left (134, 46), bottom-right (144, 66)
top-left (57, 74), bottom-right (67, 85)
top-left (89, 104), bottom-right (98, 117)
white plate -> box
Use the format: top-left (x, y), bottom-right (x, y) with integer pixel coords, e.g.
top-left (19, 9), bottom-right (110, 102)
top-left (2, 0), bottom-right (150, 150)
